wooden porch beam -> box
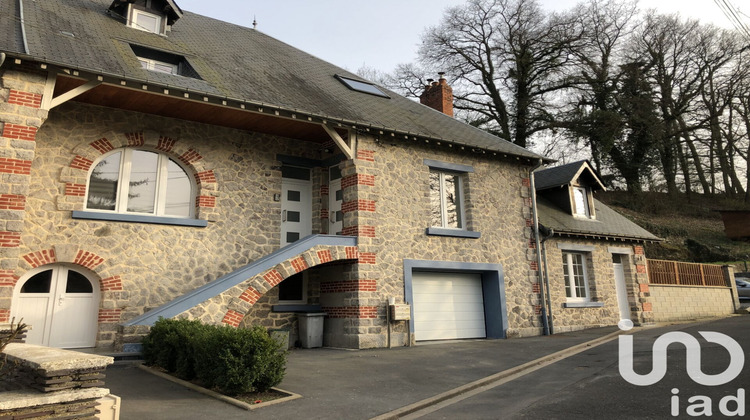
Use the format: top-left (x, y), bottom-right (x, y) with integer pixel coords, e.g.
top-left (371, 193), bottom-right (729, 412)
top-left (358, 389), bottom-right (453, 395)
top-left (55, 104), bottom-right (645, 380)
top-left (322, 124), bottom-right (355, 160)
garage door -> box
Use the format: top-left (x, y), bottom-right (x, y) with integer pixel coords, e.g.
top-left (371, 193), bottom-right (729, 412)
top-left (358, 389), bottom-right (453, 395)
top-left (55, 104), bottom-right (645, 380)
top-left (412, 272), bottom-right (486, 341)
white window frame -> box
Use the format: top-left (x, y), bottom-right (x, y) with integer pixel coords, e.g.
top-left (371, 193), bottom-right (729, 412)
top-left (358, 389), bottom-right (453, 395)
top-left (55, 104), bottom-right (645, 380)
top-left (572, 186), bottom-right (591, 218)
top-left (138, 58), bottom-right (177, 75)
top-left (85, 148), bottom-right (195, 218)
top-left (562, 251), bottom-right (591, 302)
top-left (431, 170), bottom-right (466, 230)
top-left (129, 8), bottom-right (163, 34)
top-left (277, 272), bottom-right (308, 304)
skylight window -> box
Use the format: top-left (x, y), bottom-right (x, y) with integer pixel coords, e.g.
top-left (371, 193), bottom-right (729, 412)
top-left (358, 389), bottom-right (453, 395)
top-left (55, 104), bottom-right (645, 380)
top-left (335, 75), bottom-right (389, 98)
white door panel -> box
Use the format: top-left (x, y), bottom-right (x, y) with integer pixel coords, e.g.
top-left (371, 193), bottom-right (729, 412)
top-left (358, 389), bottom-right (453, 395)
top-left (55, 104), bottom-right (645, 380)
top-left (412, 272), bottom-right (486, 341)
top-left (12, 266), bottom-right (99, 348)
top-left (613, 262), bottom-right (631, 322)
top-left (281, 178), bottom-right (312, 246)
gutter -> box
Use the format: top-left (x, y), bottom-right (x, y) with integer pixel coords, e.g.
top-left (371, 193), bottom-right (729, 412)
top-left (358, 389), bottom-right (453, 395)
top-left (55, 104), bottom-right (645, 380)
top-left (18, 0), bottom-right (30, 54)
top-left (530, 159), bottom-right (551, 335)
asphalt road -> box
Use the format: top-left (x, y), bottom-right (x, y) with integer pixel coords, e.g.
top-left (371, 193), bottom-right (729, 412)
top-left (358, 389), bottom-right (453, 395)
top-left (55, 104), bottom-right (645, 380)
top-left (419, 316), bottom-right (749, 420)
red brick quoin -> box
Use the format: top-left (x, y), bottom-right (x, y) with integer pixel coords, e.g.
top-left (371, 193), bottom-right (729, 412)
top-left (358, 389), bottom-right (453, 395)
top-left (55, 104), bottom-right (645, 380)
top-left (2, 123), bottom-right (38, 141)
top-left (0, 194), bottom-right (26, 210)
top-left (22, 249), bottom-right (57, 268)
top-left (222, 309), bottom-right (244, 327)
top-left (7, 90), bottom-right (42, 108)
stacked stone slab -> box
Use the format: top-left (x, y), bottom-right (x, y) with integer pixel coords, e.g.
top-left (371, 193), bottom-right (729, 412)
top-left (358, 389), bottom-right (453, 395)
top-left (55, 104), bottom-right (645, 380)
top-left (0, 343), bottom-right (112, 419)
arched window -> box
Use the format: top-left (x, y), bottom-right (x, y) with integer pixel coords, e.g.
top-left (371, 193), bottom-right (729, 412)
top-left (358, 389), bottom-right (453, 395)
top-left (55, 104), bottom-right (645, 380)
top-left (86, 148), bottom-right (194, 218)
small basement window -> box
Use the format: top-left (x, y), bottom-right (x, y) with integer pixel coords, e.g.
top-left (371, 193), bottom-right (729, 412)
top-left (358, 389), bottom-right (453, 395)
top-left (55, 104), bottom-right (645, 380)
top-left (130, 45), bottom-right (201, 79)
top-left (335, 75), bottom-right (390, 98)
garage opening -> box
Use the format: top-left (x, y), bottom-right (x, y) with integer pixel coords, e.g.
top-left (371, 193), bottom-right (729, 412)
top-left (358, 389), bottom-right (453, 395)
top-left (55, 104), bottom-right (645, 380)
top-left (404, 260), bottom-right (507, 342)
top-left (412, 272), bottom-right (486, 341)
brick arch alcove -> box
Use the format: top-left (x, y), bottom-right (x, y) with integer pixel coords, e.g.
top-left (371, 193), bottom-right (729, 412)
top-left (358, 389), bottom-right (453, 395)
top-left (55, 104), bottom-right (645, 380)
top-left (173, 244), bottom-right (359, 327)
top-left (58, 130), bottom-right (219, 219)
top-left (7, 245), bottom-right (126, 347)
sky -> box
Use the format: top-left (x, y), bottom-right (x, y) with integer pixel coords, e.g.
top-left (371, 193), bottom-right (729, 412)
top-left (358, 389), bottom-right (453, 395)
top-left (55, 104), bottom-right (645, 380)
top-left (176, 0), bottom-right (740, 75)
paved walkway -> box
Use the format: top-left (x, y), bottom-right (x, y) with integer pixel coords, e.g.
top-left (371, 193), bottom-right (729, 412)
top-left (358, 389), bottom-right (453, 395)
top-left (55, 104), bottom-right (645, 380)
top-left (105, 326), bottom-right (621, 419)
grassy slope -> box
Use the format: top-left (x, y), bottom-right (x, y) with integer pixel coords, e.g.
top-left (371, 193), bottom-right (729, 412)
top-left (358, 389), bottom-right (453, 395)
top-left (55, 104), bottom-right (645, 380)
top-left (595, 191), bottom-right (750, 266)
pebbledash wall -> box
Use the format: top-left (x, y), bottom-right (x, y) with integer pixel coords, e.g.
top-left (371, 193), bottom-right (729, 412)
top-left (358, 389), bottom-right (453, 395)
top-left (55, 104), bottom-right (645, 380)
top-left (542, 240), bottom-right (652, 332)
top-left (649, 284), bottom-right (737, 322)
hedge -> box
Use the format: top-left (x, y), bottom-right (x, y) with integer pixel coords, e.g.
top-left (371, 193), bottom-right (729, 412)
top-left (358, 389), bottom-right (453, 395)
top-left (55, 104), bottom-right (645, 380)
top-left (142, 318), bottom-right (287, 395)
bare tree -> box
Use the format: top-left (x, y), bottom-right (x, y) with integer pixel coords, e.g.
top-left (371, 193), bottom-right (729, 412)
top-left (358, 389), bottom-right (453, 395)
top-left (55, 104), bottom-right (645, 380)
top-left (418, 0), bottom-right (580, 147)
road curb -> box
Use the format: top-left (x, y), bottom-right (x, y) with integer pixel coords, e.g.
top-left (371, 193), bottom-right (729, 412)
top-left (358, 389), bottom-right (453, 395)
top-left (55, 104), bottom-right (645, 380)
top-left (370, 329), bottom-right (626, 420)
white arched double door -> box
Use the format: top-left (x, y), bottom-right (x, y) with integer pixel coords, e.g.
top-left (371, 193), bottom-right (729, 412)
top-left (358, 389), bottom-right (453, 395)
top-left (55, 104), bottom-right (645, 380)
top-left (11, 265), bottom-right (100, 348)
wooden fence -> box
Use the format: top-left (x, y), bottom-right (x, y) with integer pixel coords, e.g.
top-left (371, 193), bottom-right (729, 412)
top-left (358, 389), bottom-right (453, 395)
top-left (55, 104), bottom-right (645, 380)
top-left (647, 259), bottom-right (728, 287)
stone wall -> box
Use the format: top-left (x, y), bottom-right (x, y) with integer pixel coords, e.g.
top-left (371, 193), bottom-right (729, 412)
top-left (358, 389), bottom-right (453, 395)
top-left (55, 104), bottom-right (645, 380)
top-left (338, 136), bottom-right (539, 343)
top-left (12, 100), bottom-right (330, 348)
top-left (649, 285), bottom-right (736, 322)
top-left (541, 239), bottom-right (649, 333)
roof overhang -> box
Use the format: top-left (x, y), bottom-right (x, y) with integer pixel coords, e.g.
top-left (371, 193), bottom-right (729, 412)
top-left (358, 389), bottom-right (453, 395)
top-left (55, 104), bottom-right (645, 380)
top-left (2, 53), bottom-right (544, 165)
top-left (548, 228), bottom-right (662, 243)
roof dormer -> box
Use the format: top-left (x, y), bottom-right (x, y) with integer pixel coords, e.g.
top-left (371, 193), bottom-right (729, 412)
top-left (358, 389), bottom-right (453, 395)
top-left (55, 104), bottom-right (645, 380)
top-left (109, 0), bottom-right (183, 35)
top-left (534, 160), bottom-right (606, 220)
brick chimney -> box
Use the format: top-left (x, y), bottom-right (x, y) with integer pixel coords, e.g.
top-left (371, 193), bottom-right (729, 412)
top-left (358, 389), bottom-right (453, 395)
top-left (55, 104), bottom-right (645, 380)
top-left (419, 72), bottom-right (453, 117)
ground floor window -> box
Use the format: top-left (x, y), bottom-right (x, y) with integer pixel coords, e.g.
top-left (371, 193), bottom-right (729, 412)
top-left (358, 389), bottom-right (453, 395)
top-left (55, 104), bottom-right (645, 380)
top-left (562, 252), bottom-right (590, 302)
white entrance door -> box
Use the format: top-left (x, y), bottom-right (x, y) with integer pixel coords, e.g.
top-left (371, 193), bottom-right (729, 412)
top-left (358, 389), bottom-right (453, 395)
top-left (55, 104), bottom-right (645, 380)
top-left (613, 256), bottom-right (631, 322)
top-left (281, 178), bottom-right (312, 246)
top-left (12, 265), bottom-right (99, 348)
top-left (412, 272), bottom-right (486, 341)
top-left (329, 178), bottom-right (343, 235)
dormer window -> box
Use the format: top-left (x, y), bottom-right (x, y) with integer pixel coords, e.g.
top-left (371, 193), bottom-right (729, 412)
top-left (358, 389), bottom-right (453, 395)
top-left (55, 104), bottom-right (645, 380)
top-left (109, 0), bottom-right (183, 36)
top-left (138, 57), bottom-right (177, 74)
top-left (130, 45), bottom-right (201, 79)
top-left (572, 187), bottom-right (590, 218)
top-left (130, 9), bottom-right (162, 33)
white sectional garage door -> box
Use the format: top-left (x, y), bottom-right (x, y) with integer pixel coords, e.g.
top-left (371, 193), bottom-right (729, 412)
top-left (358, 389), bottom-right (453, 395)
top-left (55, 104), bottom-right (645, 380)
top-left (412, 272), bottom-right (486, 341)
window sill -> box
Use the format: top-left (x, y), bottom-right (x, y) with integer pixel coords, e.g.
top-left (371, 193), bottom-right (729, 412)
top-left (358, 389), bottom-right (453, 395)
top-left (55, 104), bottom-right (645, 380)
top-left (426, 227), bottom-right (481, 239)
top-left (72, 211), bottom-right (208, 227)
top-left (564, 301), bottom-right (604, 308)
top-left (272, 304), bottom-right (321, 313)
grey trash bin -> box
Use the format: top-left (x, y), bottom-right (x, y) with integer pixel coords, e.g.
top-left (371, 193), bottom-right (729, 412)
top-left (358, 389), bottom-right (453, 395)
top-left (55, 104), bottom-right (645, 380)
top-left (297, 312), bottom-right (325, 348)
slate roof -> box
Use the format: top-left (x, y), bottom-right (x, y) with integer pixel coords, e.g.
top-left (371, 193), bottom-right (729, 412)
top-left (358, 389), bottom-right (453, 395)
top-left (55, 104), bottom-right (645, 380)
top-left (0, 0), bottom-right (545, 161)
top-left (535, 160), bottom-right (604, 191)
top-left (536, 196), bottom-right (660, 241)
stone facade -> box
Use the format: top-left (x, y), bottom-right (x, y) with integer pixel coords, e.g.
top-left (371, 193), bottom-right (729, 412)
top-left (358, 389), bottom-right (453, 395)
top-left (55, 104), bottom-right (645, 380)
top-left (541, 239), bottom-right (650, 334)
top-left (5, 80), bottom-right (546, 348)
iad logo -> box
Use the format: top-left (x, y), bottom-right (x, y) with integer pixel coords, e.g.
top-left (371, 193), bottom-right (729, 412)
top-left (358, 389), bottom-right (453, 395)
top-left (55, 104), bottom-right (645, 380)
top-left (618, 331), bottom-right (745, 417)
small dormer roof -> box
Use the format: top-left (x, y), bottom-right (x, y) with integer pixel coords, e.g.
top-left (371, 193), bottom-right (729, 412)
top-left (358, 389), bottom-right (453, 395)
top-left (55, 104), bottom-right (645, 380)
top-left (534, 160), bottom-right (606, 191)
top-left (109, 0), bottom-right (183, 25)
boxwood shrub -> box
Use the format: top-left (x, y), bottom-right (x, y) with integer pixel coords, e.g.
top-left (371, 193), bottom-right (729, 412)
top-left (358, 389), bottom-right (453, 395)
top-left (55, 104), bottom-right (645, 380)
top-left (141, 318), bottom-right (287, 395)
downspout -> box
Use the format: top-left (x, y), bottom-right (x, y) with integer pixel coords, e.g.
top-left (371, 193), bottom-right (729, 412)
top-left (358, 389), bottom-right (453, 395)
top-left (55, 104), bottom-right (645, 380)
top-left (18, 0), bottom-right (30, 54)
top-left (530, 159), bottom-right (550, 335)
top-left (540, 226), bottom-right (554, 334)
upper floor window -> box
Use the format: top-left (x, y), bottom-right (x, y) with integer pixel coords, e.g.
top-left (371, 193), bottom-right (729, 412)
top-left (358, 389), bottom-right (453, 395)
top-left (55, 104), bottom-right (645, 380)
top-left (572, 186), bottom-right (591, 218)
top-left (138, 57), bottom-right (177, 75)
top-left (430, 170), bottom-right (465, 229)
top-left (86, 149), bottom-right (194, 218)
top-left (130, 45), bottom-right (201, 79)
top-left (130, 9), bottom-right (163, 34)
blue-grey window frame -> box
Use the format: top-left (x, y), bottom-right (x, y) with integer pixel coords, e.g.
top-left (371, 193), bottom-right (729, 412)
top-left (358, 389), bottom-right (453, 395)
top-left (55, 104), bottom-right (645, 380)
top-left (423, 159), bottom-right (479, 238)
top-left (403, 259), bottom-right (507, 339)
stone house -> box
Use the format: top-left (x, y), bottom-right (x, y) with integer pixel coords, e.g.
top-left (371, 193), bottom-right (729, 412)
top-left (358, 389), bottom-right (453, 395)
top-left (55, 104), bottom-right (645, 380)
top-left (0, 0), bottom-right (658, 351)
top-left (533, 160), bottom-right (661, 333)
